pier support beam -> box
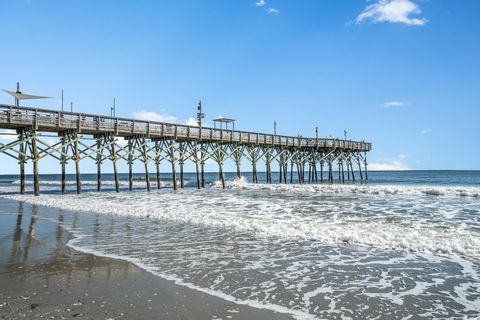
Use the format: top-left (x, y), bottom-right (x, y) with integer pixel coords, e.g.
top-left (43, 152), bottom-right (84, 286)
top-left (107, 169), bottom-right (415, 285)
top-left (74, 134), bottom-right (81, 194)
top-left (195, 160), bottom-right (201, 189)
top-left (128, 139), bottom-right (133, 191)
top-left (347, 159), bottom-right (350, 181)
top-left (154, 141), bottom-right (161, 190)
top-left (180, 162), bottom-right (184, 188)
top-left (166, 141), bottom-right (177, 191)
top-left (31, 133), bottom-right (40, 196)
top-left (320, 162), bottom-right (324, 183)
top-left (328, 160), bottom-right (333, 184)
top-left (96, 138), bottom-right (102, 192)
top-left (218, 162), bottom-right (225, 188)
top-left (178, 143), bottom-right (186, 189)
top-left (279, 161), bottom-right (283, 183)
top-left (18, 130), bottom-right (26, 195)
top-left (201, 161), bottom-right (205, 188)
top-left (109, 137), bottom-right (120, 192)
top-left (364, 153), bottom-right (368, 182)
top-left (171, 160), bottom-right (177, 190)
top-left (358, 157), bottom-right (363, 182)
top-left (350, 160), bottom-right (355, 182)
top-left (290, 161), bottom-right (293, 184)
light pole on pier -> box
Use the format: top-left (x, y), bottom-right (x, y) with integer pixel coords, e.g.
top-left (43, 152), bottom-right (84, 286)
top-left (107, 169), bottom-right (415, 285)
top-left (344, 130), bottom-right (347, 141)
top-left (15, 82), bottom-right (20, 106)
top-left (316, 127), bottom-right (318, 139)
top-left (196, 100), bottom-right (204, 127)
top-left (111, 98), bottom-right (116, 117)
top-left (274, 121), bottom-right (277, 135)
top-left (61, 90), bottom-right (64, 112)
top-left (70, 102), bottom-right (73, 112)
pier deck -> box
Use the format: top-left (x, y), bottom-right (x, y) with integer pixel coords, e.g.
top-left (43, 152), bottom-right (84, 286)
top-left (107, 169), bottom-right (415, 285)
top-left (0, 104), bottom-right (371, 151)
top-left (0, 104), bottom-right (371, 195)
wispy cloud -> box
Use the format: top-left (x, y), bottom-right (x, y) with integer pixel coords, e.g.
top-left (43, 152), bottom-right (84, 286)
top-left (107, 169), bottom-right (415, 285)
top-left (382, 101), bottom-right (408, 108)
top-left (420, 128), bottom-right (432, 135)
top-left (356, 0), bottom-right (427, 26)
top-left (369, 154), bottom-right (410, 171)
top-left (267, 7), bottom-right (280, 14)
top-left (255, 1), bottom-right (279, 14)
top-left (255, 0), bottom-right (266, 7)
top-left (132, 110), bottom-right (178, 123)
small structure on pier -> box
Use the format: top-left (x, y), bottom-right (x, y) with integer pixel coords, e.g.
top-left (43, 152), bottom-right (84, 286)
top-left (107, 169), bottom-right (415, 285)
top-left (213, 117), bottom-right (236, 130)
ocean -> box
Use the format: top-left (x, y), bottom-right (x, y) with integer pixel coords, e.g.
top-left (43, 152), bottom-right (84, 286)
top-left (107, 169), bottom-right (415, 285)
top-left (1, 170), bottom-right (479, 319)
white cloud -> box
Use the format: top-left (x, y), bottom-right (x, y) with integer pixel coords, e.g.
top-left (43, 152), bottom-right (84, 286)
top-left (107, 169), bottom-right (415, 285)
top-left (267, 7), bottom-right (279, 14)
top-left (132, 110), bottom-right (178, 124)
top-left (255, 0), bottom-right (266, 7)
top-left (369, 154), bottom-right (409, 171)
top-left (115, 137), bottom-right (128, 146)
top-left (0, 129), bottom-right (16, 142)
top-left (382, 101), bottom-right (408, 108)
top-left (356, 0), bottom-right (427, 26)
top-left (186, 117), bottom-right (198, 126)
top-left (420, 128), bottom-right (432, 135)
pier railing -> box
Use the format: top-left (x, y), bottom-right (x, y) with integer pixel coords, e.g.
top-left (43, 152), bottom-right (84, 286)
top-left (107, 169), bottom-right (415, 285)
top-left (0, 104), bottom-right (371, 151)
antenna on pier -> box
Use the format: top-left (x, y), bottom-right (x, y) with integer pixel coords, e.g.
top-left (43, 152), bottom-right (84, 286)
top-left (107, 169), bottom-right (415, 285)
top-left (196, 100), bottom-right (204, 127)
top-left (111, 98), bottom-right (116, 117)
top-left (2, 82), bottom-right (51, 106)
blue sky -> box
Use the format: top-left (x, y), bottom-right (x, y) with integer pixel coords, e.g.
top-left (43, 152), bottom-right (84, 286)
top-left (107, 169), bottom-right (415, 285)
top-left (0, 0), bottom-right (479, 173)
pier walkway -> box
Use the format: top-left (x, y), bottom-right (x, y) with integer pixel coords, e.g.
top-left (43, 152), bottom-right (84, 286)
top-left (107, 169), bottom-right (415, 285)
top-left (0, 104), bottom-right (371, 195)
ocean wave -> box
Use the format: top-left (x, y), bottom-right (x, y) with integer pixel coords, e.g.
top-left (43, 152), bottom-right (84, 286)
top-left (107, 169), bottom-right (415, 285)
top-left (215, 177), bottom-right (480, 198)
top-left (3, 185), bottom-right (480, 260)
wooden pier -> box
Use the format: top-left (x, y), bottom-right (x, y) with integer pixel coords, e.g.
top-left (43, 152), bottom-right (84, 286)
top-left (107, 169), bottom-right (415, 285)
top-left (0, 104), bottom-right (371, 195)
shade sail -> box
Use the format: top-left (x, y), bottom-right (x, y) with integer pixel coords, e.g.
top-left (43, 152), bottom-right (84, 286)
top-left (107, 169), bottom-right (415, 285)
top-left (2, 89), bottom-right (51, 100)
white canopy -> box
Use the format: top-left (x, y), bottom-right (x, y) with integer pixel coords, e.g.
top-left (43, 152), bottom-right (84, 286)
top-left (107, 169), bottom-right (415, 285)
top-left (2, 89), bottom-right (51, 100)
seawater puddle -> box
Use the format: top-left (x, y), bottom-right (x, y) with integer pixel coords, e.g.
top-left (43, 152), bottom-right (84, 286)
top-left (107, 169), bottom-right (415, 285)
top-left (1, 179), bottom-right (480, 319)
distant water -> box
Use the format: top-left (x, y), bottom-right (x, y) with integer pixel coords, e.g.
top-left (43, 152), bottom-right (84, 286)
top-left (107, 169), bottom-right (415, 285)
top-left (1, 171), bottom-right (479, 319)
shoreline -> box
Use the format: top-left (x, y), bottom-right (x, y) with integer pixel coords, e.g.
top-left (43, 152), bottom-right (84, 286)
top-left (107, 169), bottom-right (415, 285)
top-left (0, 204), bottom-right (293, 320)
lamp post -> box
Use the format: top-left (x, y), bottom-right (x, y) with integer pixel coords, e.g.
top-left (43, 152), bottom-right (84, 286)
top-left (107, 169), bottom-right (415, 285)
top-left (70, 102), bottom-right (73, 112)
top-left (196, 100), bottom-right (204, 127)
top-left (111, 98), bottom-right (116, 117)
top-left (15, 82), bottom-right (20, 106)
top-left (274, 121), bottom-right (277, 135)
top-left (61, 90), bottom-right (64, 112)
top-left (344, 130), bottom-right (347, 141)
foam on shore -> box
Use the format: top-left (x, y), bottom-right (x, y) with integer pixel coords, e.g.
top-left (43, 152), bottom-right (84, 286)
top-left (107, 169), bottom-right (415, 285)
top-left (3, 180), bottom-right (480, 259)
top-left (217, 176), bottom-right (480, 197)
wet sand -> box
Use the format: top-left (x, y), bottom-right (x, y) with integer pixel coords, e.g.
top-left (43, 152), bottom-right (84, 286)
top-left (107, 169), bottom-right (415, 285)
top-left (0, 208), bottom-right (292, 320)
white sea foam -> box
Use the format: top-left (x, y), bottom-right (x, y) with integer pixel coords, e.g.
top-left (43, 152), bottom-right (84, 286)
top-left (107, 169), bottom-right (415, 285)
top-left (3, 180), bottom-right (480, 260)
top-left (64, 229), bottom-right (313, 320)
top-left (217, 176), bottom-right (480, 198)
